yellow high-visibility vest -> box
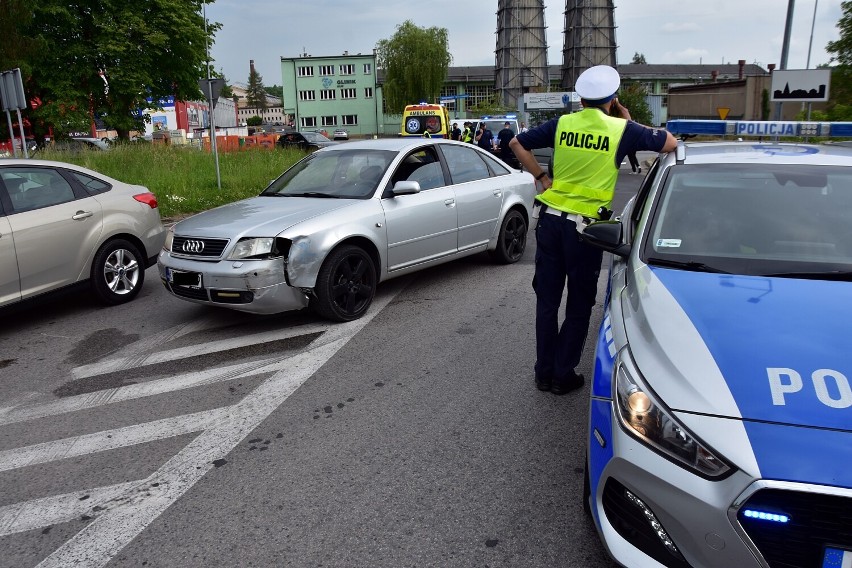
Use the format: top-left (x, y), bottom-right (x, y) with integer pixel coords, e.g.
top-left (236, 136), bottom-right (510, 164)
top-left (538, 109), bottom-right (626, 219)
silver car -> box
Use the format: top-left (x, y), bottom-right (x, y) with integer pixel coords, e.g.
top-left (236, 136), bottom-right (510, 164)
top-left (158, 138), bottom-right (535, 321)
top-left (0, 159), bottom-right (167, 307)
top-left (581, 138), bottom-right (852, 567)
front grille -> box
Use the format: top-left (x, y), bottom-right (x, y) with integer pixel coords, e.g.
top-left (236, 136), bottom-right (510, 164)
top-left (163, 280), bottom-right (209, 301)
top-left (172, 236), bottom-right (229, 258)
top-left (737, 488), bottom-right (852, 568)
top-left (602, 479), bottom-right (691, 568)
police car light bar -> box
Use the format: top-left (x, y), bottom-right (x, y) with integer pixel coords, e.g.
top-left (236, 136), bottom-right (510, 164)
top-left (666, 119), bottom-right (852, 138)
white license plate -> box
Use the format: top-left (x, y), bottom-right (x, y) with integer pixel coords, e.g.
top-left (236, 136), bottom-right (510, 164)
top-left (166, 268), bottom-right (202, 289)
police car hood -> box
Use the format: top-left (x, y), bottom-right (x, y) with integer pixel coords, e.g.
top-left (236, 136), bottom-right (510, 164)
top-left (623, 264), bottom-right (852, 432)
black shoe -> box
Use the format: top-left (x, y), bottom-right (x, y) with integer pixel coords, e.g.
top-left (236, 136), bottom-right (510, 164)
top-left (535, 377), bottom-right (552, 392)
top-left (551, 373), bottom-right (585, 396)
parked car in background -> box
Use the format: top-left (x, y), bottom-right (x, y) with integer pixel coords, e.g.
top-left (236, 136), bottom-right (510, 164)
top-left (333, 129), bottom-right (349, 141)
top-left (49, 137), bottom-right (112, 152)
top-left (0, 160), bottom-right (166, 308)
top-left (582, 133), bottom-right (852, 568)
top-left (276, 131), bottom-right (338, 152)
top-left (159, 138), bottom-right (536, 321)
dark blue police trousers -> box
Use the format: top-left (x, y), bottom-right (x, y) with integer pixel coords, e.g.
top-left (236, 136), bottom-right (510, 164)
top-left (533, 210), bottom-right (604, 384)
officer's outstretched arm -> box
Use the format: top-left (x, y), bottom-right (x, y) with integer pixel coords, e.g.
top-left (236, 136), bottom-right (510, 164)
top-left (660, 130), bottom-right (678, 153)
top-left (509, 138), bottom-right (539, 174)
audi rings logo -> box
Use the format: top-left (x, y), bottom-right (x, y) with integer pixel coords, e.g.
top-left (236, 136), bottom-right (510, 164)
top-left (181, 240), bottom-right (205, 253)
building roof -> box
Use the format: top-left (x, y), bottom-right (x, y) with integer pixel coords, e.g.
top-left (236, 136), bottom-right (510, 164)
top-left (380, 63), bottom-right (768, 85)
top-left (616, 63), bottom-right (768, 81)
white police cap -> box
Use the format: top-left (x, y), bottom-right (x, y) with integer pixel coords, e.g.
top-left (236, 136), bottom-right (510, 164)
top-left (575, 65), bottom-right (620, 103)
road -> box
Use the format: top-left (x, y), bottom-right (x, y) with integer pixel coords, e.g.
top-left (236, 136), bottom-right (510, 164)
top-left (0, 160), bottom-right (650, 567)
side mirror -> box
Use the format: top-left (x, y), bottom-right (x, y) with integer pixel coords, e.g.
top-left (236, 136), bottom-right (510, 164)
top-left (581, 220), bottom-right (631, 258)
top-left (392, 181), bottom-right (421, 196)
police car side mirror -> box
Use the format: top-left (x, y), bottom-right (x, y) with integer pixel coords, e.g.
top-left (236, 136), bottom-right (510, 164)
top-left (580, 220), bottom-right (631, 258)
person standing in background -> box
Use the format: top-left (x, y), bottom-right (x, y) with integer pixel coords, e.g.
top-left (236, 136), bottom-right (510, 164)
top-left (475, 123), bottom-right (493, 152)
top-left (496, 121), bottom-right (518, 167)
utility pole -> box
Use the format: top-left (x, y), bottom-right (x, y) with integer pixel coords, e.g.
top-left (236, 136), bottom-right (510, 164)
top-left (203, 5), bottom-right (222, 190)
top-left (774, 0), bottom-right (796, 126)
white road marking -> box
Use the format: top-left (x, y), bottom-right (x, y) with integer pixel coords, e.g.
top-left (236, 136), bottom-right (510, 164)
top-left (0, 481), bottom-right (142, 537)
top-left (0, 407), bottom-right (230, 473)
top-left (71, 323), bottom-right (329, 379)
top-left (0, 283), bottom-right (404, 567)
top-left (0, 358), bottom-right (276, 427)
top-left (36, 294), bottom-right (397, 568)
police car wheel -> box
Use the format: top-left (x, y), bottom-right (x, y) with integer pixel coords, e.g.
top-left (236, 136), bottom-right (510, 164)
top-left (490, 209), bottom-right (527, 264)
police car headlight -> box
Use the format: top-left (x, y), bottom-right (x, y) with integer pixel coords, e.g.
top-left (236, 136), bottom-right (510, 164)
top-left (614, 353), bottom-right (732, 479)
top-left (228, 237), bottom-right (275, 260)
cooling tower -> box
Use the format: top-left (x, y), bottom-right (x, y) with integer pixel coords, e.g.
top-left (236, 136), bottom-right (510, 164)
top-left (561, 0), bottom-right (617, 90)
top-left (494, 0), bottom-right (550, 108)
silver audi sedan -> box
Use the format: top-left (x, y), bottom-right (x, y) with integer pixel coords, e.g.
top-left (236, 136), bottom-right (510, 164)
top-left (0, 159), bottom-right (166, 308)
top-left (158, 138), bottom-right (536, 321)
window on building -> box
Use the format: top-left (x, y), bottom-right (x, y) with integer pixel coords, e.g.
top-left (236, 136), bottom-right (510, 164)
top-left (465, 84), bottom-right (493, 109)
top-left (319, 65), bottom-right (334, 76)
top-left (342, 115), bottom-right (358, 126)
top-left (299, 90), bottom-right (316, 101)
top-left (364, 87), bottom-right (373, 99)
top-left (320, 89), bottom-right (336, 101)
top-left (301, 116), bottom-right (317, 128)
top-left (297, 66), bottom-right (314, 77)
top-left (341, 88), bottom-right (356, 99)
top-left (363, 63), bottom-right (372, 74)
top-left (439, 86), bottom-right (458, 112)
top-left (339, 64), bottom-right (355, 75)
top-left (321, 116), bottom-right (338, 127)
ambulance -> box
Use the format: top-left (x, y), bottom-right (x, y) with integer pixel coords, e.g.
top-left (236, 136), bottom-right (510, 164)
top-left (400, 103), bottom-right (451, 138)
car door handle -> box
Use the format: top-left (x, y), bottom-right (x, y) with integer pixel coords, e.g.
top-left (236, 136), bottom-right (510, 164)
top-left (492, 190), bottom-right (502, 197)
top-left (72, 210), bottom-right (94, 220)
top-left (444, 198), bottom-right (455, 208)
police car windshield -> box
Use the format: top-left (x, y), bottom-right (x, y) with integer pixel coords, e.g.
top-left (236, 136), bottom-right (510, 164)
top-left (643, 163), bottom-right (852, 278)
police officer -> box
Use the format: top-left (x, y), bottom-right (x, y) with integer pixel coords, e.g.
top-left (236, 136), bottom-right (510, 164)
top-left (509, 65), bottom-right (677, 395)
top-left (462, 122), bottom-right (473, 143)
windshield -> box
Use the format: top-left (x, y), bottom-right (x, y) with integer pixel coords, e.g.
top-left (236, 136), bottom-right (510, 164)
top-left (262, 149), bottom-right (396, 199)
top-left (643, 163), bottom-right (852, 277)
top-left (303, 131), bottom-right (331, 143)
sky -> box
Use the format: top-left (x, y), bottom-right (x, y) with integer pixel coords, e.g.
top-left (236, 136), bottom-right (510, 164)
top-left (203, 0), bottom-right (844, 87)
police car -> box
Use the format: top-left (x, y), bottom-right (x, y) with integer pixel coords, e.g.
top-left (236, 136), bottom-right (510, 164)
top-left (580, 120), bottom-right (852, 568)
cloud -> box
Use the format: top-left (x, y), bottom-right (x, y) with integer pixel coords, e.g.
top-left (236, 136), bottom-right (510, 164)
top-left (660, 22), bottom-right (701, 33)
top-left (660, 48), bottom-right (711, 65)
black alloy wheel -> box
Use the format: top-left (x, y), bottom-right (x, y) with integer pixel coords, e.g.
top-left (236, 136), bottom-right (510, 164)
top-left (490, 209), bottom-right (527, 264)
top-left (314, 245), bottom-right (377, 322)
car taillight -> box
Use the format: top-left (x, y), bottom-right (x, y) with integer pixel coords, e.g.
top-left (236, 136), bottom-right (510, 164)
top-left (133, 192), bottom-right (158, 209)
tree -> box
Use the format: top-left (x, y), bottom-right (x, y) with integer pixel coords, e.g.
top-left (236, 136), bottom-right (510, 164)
top-left (263, 85), bottom-right (283, 98)
top-left (20, 0), bottom-right (217, 140)
top-left (375, 20), bottom-right (451, 114)
top-left (246, 66), bottom-right (267, 116)
top-left (618, 83), bottom-right (653, 126)
top-left (827, 1), bottom-right (852, 66)
top-left (631, 52), bottom-right (647, 65)
top-left (826, 5), bottom-right (852, 121)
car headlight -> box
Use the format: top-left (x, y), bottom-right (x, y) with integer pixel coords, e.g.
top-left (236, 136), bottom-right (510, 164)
top-left (228, 237), bottom-right (275, 260)
top-left (614, 350), bottom-right (733, 479)
top-left (163, 226), bottom-right (174, 251)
